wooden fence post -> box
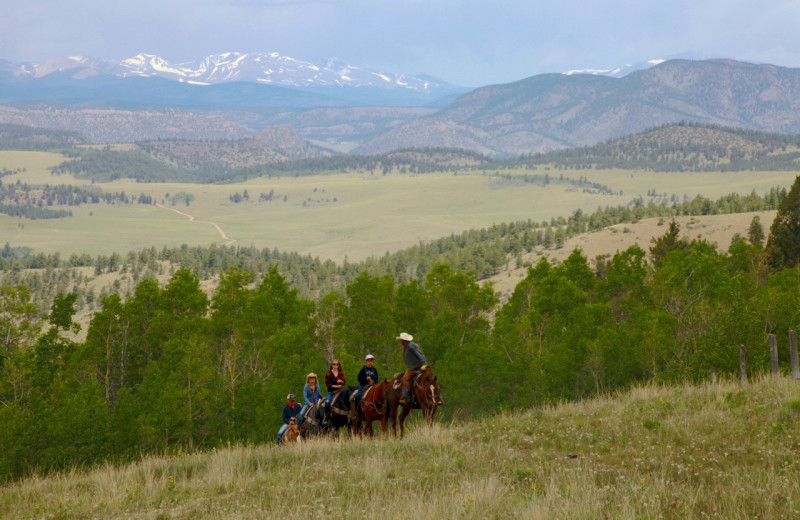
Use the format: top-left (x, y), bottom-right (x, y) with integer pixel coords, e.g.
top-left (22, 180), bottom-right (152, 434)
top-left (740, 344), bottom-right (747, 386)
top-left (790, 330), bottom-right (799, 382)
top-left (769, 334), bottom-right (779, 377)
top-left (710, 366), bottom-right (716, 384)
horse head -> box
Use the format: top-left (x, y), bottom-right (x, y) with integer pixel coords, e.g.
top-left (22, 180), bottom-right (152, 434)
top-left (417, 367), bottom-right (444, 407)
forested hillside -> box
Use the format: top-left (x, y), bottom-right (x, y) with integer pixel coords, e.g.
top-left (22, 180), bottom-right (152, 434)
top-left (512, 123), bottom-right (800, 172)
top-left (6, 122), bottom-right (800, 184)
top-left (0, 124), bottom-right (85, 150)
top-left (48, 145), bottom-right (489, 183)
top-left (2, 176), bottom-right (800, 482)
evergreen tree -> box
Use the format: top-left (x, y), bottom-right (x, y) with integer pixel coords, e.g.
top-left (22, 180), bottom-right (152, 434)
top-left (649, 220), bottom-right (688, 268)
top-left (766, 176), bottom-right (800, 269)
top-left (747, 215), bottom-right (765, 247)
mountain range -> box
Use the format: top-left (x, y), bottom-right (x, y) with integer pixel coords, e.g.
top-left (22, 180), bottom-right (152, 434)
top-left (352, 59), bottom-right (800, 156)
top-left (3, 55), bottom-right (800, 156)
top-left (0, 52), bottom-right (466, 108)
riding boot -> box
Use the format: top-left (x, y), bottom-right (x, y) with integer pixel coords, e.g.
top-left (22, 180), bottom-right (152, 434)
top-left (399, 386), bottom-right (410, 405)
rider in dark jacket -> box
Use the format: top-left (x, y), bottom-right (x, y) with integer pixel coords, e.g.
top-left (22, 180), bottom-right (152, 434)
top-left (354, 354), bottom-right (379, 412)
top-left (323, 360), bottom-right (345, 420)
top-left (397, 332), bottom-right (427, 404)
top-left (277, 394), bottom-right (302, 445)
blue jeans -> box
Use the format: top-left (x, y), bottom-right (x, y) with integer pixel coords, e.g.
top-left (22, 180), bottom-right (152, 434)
top-left (355, 385), bottom-right (364, 408)
top-left (276, 424), bottom-right (288, 445)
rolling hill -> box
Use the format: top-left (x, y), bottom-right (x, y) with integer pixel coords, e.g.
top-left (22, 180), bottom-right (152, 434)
top-left (511, 122), bottom-right (800, 171)
top-left (355, 59), bottom-right (800, 156)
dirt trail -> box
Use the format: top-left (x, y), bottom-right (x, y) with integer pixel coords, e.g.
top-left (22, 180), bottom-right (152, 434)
top-left (156, 203), bottom-right (236, 245)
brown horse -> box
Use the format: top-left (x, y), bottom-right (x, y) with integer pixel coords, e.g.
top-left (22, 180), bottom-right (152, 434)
top-left (281, 417), bottom-right (300, 445)
top-left (352, 379), bottom-right (391, 437)
top-left (386, 366), bottom-right (444, 438)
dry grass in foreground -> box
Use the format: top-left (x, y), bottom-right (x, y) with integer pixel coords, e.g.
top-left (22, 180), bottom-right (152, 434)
top-left (3, 375), bottom-right (800, 519)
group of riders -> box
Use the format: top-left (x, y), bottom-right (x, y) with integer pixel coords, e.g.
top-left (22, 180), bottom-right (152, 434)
top-left (277, 331), bottom-right (431, 444)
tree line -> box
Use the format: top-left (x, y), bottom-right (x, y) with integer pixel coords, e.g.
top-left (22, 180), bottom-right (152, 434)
top-left (0, 179), bottom-right (155, 219)
top-left (0, 124), bottom-right (85, 151)
top-left (0, 187), bottom-right (787, 316)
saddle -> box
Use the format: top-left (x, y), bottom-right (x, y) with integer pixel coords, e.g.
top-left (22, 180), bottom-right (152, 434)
top-left (392, 370), bottom-right (425, 390)
top-left (329, 391), bottom-right (349, 416)
top-left (361, 385), bottom-right (374, 401)
top-left (302, 401), bottom-right (322, 427)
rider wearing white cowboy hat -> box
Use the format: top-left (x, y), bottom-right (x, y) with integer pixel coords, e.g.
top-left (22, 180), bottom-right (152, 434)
top-left (396, 332), bottom-right (427, 405)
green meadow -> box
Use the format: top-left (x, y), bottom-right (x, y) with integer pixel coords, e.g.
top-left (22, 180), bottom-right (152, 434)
top-left (0, 150), bottom-right (796, 261)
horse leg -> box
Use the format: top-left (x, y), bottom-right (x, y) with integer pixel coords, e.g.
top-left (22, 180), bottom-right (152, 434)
top-left (399, 404), bottom-right (412, 439)
top-left (424, 405), bottom-right (434, 427)
top-left (379, 415), bottom-right (388, 438)
top-left (389, 403), bottom-right (398, 438)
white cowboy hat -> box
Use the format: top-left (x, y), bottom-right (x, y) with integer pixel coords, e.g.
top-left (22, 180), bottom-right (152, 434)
top-left (396, 332), bottom-right (413, 342)
top-left (365, 354), bottom-right (375, 360)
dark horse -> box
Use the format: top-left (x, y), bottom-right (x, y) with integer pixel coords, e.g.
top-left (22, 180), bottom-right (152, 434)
top-left (299, 387), bottom-right (353, 439)
top-left (351, 379), bottom-right (391, 437)
top-left (386, 366), bottom-right (444, 438)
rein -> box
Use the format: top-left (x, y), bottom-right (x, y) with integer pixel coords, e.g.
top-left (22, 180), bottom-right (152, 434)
top-left (362, 383), bottom-right (387, 416)
top-left (413, 376), bottom-right (437, 409)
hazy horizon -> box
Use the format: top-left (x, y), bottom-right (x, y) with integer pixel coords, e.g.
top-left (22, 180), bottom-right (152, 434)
top-left (2, 0), bottom-right (800, 86)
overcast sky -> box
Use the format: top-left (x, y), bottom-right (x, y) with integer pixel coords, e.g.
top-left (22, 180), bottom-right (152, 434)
top-left (2, 0), bottom-right (800, 86)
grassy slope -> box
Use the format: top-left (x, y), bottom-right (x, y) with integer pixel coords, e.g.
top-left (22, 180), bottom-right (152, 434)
top-left (3, 376), bottom-right (800, 519)
top-left (490, 210), bottom-right (777, 296)
top-left (0, 150), bottom-right (795, 262)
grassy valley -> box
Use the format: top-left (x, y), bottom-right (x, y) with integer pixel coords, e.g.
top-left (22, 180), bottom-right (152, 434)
top-left (0, 142), bottom-right (795, 261)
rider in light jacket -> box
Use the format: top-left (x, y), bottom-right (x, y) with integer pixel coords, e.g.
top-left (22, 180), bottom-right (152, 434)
top-left (298, 372), bottom-right (321, 426)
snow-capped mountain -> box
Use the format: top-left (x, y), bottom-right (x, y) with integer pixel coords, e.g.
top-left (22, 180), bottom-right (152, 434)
top-left (67, 52), bottom-right (451, 92)
top-left (564, 59), bottom-right (666, 78)
top-left (0, 52), bottom-right (454, 93)
top-left (563, 52), bottom-right (719, 78)
top-left (0, 52), bottom-right (467, 109)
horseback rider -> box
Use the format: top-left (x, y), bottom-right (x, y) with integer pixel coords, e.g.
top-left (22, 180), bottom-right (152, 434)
top-left (353, 354), bottom-right (379, 413)
top-left (277, 394), bottom-right (303, 445)
top-left (323, 359), bottom-right (345, 420)
top-left (397, 332), bottom-right (427, 405)
top-left (298, 372), bottom-right (321, 427)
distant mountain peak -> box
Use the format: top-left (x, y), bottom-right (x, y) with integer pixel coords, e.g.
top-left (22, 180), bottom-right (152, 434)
top-left (563, 52), bottom-right (718, 78)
